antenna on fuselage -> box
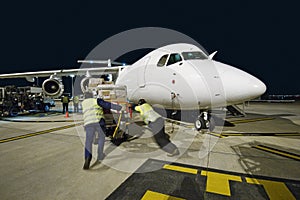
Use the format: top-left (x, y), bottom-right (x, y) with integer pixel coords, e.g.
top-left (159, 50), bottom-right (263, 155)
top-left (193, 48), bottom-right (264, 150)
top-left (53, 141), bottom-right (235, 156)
top-left (209, 51), bottom-right (218, 60)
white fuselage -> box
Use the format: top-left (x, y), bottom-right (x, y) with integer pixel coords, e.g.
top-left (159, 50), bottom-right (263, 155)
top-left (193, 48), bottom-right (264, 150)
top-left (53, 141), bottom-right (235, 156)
top-left (116, 43), bottom-right (266, 110)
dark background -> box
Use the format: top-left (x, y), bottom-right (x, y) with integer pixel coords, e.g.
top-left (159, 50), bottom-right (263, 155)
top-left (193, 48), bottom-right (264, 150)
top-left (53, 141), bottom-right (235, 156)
top-left (0, 1), bottom-right (299, 95)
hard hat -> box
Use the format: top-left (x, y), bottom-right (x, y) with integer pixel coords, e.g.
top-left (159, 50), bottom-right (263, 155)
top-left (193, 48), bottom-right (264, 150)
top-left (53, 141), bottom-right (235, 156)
top-left (138, 99), bottom-right (146, 105)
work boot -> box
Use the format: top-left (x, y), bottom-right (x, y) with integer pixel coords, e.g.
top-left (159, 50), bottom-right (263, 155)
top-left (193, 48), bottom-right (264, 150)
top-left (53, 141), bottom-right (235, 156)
top-left (167, 148), bottom-right (180, 157)
top-left (83, 157), bottom-right (92, 170)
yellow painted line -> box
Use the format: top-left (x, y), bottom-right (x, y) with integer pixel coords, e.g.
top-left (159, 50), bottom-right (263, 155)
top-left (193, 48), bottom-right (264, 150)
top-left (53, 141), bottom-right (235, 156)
top-left (163, 164), bottom-right (198, 174)
top-left (201, 170), bottom-right (242, 196)
top-left (1, 119), bottom-right (83, 123)
top-left (152, 163), bottom-right (298, 199)
top-left (246, 177), bottom-right (296, 200)
top-left (164, 118), bottom-right (194, 128)
top-left (253, 145), bottom-right (300, 161)
top-left (141, 190), bottom-right (185, 200)
top-left (0, 122), bottom-right (83, 143)
top-left (221, 133), bottom-right (243, 136)
top-left (185, 125), bottom-right (195, 129)
top-left (220, 132), bottom-right (300, 137)
top-left (230, 117), bottom-right (274, 124)
top-left (208, 132), bottom-right (226, 138)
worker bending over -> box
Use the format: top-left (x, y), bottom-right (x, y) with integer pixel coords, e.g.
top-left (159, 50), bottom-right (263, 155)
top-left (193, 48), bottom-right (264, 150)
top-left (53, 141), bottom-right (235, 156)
top-left (135, 99), bottom-right (179, 157)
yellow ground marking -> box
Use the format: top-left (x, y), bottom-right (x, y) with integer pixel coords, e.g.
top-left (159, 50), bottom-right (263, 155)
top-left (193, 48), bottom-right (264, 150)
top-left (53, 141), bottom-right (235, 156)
top-left (254, 145), bottom-right (300, 161)
top-left (246, 177), bottom-right (296, 200)
top-left (163, 164), bottom-right (198, 174)
top-left (223, 134), bottom-right (243, 136)
top-left (230, 117), bottom-right (274, 124)
top-left (141, 190), bottom-right (185, 200)
top-left (164, 118), bottom-right (195, 129)
top-left (207, 132), bottom-right (226, 138)
top-left (148, 163), bottom-right (297, 199)
top-left (1, 119), bottom-right (83, 123)
top-left (220, 132), bottom-right (300, 137)
top-left (0, 122), bottom-right (83, 143)
top-left (201, 170), bottom-right (242, 196)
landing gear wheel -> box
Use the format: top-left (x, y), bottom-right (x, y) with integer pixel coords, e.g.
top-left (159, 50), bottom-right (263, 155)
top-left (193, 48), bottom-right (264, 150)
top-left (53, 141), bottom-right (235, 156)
top-left (9, 107), bottom-right (19, 117)
top-left (194, 117), bottom-right (205, 131)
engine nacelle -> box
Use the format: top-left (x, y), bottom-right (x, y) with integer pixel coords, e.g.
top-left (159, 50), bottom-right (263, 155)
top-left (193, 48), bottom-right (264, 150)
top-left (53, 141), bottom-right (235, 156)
top-left (80, 77), bottom-right (90, 93)
top-left (42, 77), bottom-right (64, 98)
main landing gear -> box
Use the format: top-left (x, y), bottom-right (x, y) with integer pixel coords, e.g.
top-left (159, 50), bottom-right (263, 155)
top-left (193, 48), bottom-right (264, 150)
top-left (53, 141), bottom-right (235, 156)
top-left (194, 111), bottom-right (215, 132)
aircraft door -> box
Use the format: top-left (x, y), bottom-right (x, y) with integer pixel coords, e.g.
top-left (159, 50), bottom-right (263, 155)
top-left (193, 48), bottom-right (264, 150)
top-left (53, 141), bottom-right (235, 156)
top-left (137, 56), bottom-right (150, 88)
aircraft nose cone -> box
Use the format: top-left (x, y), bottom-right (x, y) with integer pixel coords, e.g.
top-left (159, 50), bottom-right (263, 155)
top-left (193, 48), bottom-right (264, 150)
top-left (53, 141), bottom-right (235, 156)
top-left (249, 76), bottom-right (267, 98)
top-left (218, 63), bottom-right (267, 103)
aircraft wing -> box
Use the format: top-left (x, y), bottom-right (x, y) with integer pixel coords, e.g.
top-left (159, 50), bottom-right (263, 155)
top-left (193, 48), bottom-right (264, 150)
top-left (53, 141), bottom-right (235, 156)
top-left (0, 66), bottom-right (125, 79)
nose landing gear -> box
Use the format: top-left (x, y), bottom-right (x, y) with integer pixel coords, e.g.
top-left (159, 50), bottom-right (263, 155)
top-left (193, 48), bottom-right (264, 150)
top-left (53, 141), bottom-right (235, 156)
top-left (194, 111), bottom-right (215, 132)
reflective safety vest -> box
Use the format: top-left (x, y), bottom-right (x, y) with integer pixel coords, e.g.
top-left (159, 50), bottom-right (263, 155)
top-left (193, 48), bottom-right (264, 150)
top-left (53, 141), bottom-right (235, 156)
top-left (62, 96), bottom-right (69, 103)
top-left (82, 98), bottom-right (104, 126)
top-left (73, 96), bottom-right (79, 104)
top-left (135, 103), bottom-right (160, 124)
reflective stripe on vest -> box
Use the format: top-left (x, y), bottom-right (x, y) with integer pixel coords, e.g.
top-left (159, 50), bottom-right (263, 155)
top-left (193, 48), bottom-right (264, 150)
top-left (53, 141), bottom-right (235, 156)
top-left (82, 98), bottom-right (104, 126)
top-left (137, 103), bottom-right (160, 124)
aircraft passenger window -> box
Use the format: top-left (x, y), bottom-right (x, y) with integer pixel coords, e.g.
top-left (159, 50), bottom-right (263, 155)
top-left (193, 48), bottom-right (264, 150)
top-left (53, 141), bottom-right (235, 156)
top-left (166, 53), bottom-right (182, 66)
top-left (157, 55), bottom-right (168, 67)
top-left (182, 51), bottom-right (208, 60)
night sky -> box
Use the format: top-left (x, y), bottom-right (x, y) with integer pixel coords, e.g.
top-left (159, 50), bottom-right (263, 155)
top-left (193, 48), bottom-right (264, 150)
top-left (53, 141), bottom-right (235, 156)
top-left (0, 1), bottom-right (299, 95)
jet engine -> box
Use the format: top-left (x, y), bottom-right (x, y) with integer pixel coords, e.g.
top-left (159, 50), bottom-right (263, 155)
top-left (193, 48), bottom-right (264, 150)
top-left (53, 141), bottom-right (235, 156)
top-left (42, 76), bottom-right (64, 98)
top-left (80, 76), bottom-right (90, 93)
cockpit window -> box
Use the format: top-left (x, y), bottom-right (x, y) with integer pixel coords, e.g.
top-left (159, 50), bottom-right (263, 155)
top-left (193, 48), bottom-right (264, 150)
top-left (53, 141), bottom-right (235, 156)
top-left (157, 54), bottom-right (168, 67)
top-left (167, 53), bottom-right (182, 66)
top-left (182, 51), bottom-right (208, 60)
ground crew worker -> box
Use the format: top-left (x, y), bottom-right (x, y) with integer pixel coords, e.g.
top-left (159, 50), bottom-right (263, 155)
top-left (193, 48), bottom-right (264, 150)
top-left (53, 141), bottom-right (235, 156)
top-left (135, 99), bottom-right (180, 156)
top-left (61, 94), bottom-right (70, 114)
top-left (82, 92), bottom-right (122, 170)
top-left (73, 95), bottom-right (79, 113)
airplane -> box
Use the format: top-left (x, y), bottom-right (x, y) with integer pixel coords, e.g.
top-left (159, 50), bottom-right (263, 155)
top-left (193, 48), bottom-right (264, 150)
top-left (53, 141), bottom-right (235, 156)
top-left (0, 43), bottom-right (266, 131)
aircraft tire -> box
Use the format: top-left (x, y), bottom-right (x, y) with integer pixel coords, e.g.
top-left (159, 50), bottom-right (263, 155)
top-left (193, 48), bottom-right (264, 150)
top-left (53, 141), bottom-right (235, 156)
top-left (9, 106), bottom-right (19, 117)
top-left (194, 117), bottom-right (205, 131)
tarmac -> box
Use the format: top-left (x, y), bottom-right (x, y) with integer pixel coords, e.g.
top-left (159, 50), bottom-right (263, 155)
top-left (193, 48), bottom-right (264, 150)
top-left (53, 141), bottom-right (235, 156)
top-left (0, 101), bottom-right (299, 199)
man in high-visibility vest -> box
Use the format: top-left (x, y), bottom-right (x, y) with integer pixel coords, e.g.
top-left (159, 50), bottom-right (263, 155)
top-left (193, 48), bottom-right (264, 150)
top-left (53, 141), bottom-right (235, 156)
top-left (135, 99), bottom-right (180, 156)
top-left (61, 94), bottom-right (70, 114)
top-left (73, 95), bottom-right (79, 113)
top-left (82, 92), bottom-right (122, 170)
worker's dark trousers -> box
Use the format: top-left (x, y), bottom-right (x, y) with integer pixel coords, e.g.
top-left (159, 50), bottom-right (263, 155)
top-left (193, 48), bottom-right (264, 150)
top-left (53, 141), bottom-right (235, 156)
top-left (84, 120), bottom-right (106, 160)
top-left (73, 103), bottom-right (79, 112)
top-left (149, 117), bottom-right (178, 154)
top-left (62, 103), bottom-right (68, 114)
